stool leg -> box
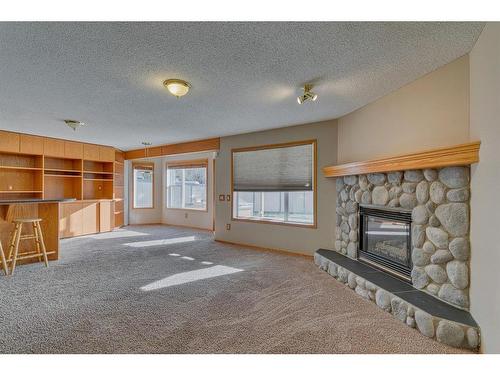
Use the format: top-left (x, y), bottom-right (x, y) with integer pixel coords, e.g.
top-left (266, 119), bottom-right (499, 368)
top-left (35, 221), bottom-right (49, 267)
top-left (33, 222), bottom-right (42, 262)
top-left (7, 223), bottom-right (19, 261)
top-left (10, 222), bottom-right (22, 275)
top-left (0, 242), bottom-right (8, 276)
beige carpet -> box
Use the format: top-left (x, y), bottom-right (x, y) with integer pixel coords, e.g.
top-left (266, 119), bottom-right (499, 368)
top-left (0, 225), bottom-right (469, 353)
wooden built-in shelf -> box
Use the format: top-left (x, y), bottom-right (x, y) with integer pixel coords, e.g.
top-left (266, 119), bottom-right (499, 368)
top-left (44, 168), bottom-right (81, 173)
top-left (0, 165), bottom-right (43, 171)
top-left (83, 170), bottom-right (113, 175)
top-left (84, 178), bottom-right (113, 181)
top-left (45, 174), bottom-right (82, 178)
top-left (0, 190), bottom-right (43, 193)
top-left (323, 141), bottom-right (481, 178)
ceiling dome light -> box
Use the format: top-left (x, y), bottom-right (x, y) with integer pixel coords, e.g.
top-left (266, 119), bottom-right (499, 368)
top-left (64, 119), bottom-right (85, 131)
top-left (297, 84), bottom-right (318, 104)
top-left (163, 79), bottom-right (191, 98)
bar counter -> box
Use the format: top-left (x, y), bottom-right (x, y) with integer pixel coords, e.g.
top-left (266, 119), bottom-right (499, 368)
top-left (0, 198), bottom-right (75, 266)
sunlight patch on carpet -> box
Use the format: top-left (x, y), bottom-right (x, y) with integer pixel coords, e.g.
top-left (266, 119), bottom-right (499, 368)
top-left (85, 230), bottom-right (150, 240)
top-left (140, 265), bottom-right (244, 291)
top-left (124, 236), bottom-right (196, 248)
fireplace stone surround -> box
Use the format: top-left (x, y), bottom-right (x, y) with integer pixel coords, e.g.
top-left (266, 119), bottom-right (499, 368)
top-left (315, 165), bottom-right (480, 349)
top-left (336, 167), bottom-right (471, 309)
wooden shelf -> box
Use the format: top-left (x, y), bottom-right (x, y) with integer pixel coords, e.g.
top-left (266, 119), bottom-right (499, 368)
top-left (84, 178), bottom-right (113, 182)
top-left (0, 165), bottom-right (43, 171)
top-left (83, 170), bottom-right (113, 175)
top-left (323, 141), bottom-right (481, 178)
top-left (45, 168), bottom-right (81, 173)
top-left (45, 174), bottom-right (82, 178)
top-left (0, 190), bottom-right (43, 193)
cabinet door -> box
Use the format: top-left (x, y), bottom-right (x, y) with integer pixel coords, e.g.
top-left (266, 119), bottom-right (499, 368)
top-left (20, 134), bottom-right (44, 155)
top-left (60, 202), bottom-right (83, 238)
top-left (83, 144), bottom-right (100, 161)
top-left (99, 146), bottom-right (115, 162)
top-left (64, 141), bottom-right (83, 159)
top-left (99, 200), bottom-right (114, 232)
top-left (44, 138), bottom-right (65, 158)
top-left (0, 131), bottom-right (20, 153)
top-left (82, 201), bottom-right (99, 235)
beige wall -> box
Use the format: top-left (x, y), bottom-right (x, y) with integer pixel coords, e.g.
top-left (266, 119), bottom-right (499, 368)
top-left (469, 23), bottom-right (500, 354)
top-left (337, 55), bottom-right (470, 163)
top-left (162, 151), bottom-right (215, 230)
top-left (214, 120), bottom-right (338, 255)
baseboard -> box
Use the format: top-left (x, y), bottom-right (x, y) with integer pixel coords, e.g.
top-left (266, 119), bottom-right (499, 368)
top-left (214, 239), bottom-right (313, 258)
top-left (162, 223), bottom-right (214, 232)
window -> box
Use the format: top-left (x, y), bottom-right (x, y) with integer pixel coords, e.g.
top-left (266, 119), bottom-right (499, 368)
top-left (133, 163), bottom-right (154, 208)
top-left (166, 160), bottom-right (207, 211)
top-left (232, 140), bottom-right (316, 226)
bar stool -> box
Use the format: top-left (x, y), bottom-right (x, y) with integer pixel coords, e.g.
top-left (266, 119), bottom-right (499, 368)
top-left (0, 241), bottom-right (8, 276)
top-left (7, 218), bottom-right (49, 275)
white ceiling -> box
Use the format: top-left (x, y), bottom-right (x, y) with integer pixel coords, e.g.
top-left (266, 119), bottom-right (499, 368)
top-left (0, 22), bottom-right (484, 150)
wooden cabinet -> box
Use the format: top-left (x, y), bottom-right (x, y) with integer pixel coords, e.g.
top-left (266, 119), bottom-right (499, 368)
top-left (20, 134), bottom-right (44, 155)
top-left (83, 144), bottom-right (100, 161)
top-left (99, 146), bottom-right (115, 162)
top-left (64, 141), bottom-right (83, 159)
top-left (0, 131), bottom-right (20, 153)
top-left (60, 202), bottom-right (83, 238)
top-left (82, 201), bottom-right (99, 235)
top-left (44, 138), bottom-right (65, 158)
top-left (99, 200), bottom-right (114, 232)
top-left (60, 200), bottom-right (116, 238)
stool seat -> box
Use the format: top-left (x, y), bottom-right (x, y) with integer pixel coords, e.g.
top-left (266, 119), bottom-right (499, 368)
top-left (7, 217), bottom-right (49, 275)
top-left (13, 218), bottom-right (42, 223)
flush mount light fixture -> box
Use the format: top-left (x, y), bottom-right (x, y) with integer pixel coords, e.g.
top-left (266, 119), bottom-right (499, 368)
top-left (163, 79), bottom-right (191, 98)
top-left (297, 84), bottom-right (318, 104)
top-left (64, 119), bottom-right (85, 131)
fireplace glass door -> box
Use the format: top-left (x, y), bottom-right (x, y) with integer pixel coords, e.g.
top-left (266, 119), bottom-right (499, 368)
top-left (359, 206), bottom-right (412, 280)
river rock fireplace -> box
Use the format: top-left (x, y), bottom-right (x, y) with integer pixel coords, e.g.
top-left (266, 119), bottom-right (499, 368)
top-left (316, 142), bottom-right (481, 349)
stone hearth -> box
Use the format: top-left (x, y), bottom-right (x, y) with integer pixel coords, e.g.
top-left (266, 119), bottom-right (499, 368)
top-left (315, 249), bottom-right (479, 350)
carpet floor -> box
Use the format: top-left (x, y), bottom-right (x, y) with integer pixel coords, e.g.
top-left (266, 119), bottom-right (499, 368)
top-left (0, 225), bottom-right (469, 354)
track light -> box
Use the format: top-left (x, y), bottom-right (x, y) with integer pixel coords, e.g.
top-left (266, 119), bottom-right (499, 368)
top-left (297, 84), bottom-right (318, 104)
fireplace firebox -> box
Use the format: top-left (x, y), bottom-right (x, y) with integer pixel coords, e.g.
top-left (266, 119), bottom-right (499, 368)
top-left (358, 205), bottom-right (412, 281)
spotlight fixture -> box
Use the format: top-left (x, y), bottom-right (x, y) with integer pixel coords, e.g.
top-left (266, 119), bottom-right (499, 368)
top-left (64, 119), bottom-right (85, 131)
top-left (163, 79), bottom-right (191, 98)
top-left (297, 84), bottom-right (318, 104)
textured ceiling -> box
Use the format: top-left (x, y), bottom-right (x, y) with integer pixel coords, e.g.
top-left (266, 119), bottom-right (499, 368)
top-left (0, 22), bottom-right (484, 150)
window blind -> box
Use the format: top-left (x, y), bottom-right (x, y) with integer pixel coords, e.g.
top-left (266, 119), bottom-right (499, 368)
top-left (232, 142), bottom-right (314, 192)
top-left (166, 159), bottom-right (208, 170)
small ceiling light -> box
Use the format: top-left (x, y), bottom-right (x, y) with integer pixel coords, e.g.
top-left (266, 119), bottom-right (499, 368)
top-left (297, 84), bottom-right (318, 104)
top-left (163, 79), bottom-right (191, 98)
top-left (141, 141), bottom-right (152, 147)
top-left (64, 119), bottom-right (85, 131)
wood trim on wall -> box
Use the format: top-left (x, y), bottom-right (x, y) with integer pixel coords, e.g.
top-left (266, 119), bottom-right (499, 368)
top-left (230, 139), bottom-right (318, 229)
top-left (124, 138), bottom-right (220, 160)
top-left (323, 141), bottom-right (481, 178)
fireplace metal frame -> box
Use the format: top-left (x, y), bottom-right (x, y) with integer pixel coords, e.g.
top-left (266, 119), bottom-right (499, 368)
top-left (358, 205), bottom-right (413, 281)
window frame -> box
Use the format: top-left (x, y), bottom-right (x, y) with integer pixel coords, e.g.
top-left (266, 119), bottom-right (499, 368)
top-left (231, 139), bottom-right (317, 228)
top-left (132, 162), bottom-right (155, 209)
top-left (165, 159), bottom-right (209, 212)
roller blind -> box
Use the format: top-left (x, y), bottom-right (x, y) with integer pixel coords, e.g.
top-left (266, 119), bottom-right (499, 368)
top-left (233, 142), bottom-right (314, 192)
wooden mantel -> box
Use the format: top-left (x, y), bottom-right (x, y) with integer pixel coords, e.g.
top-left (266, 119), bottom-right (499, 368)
top-left (323, 141), bottom-right (481, 178)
